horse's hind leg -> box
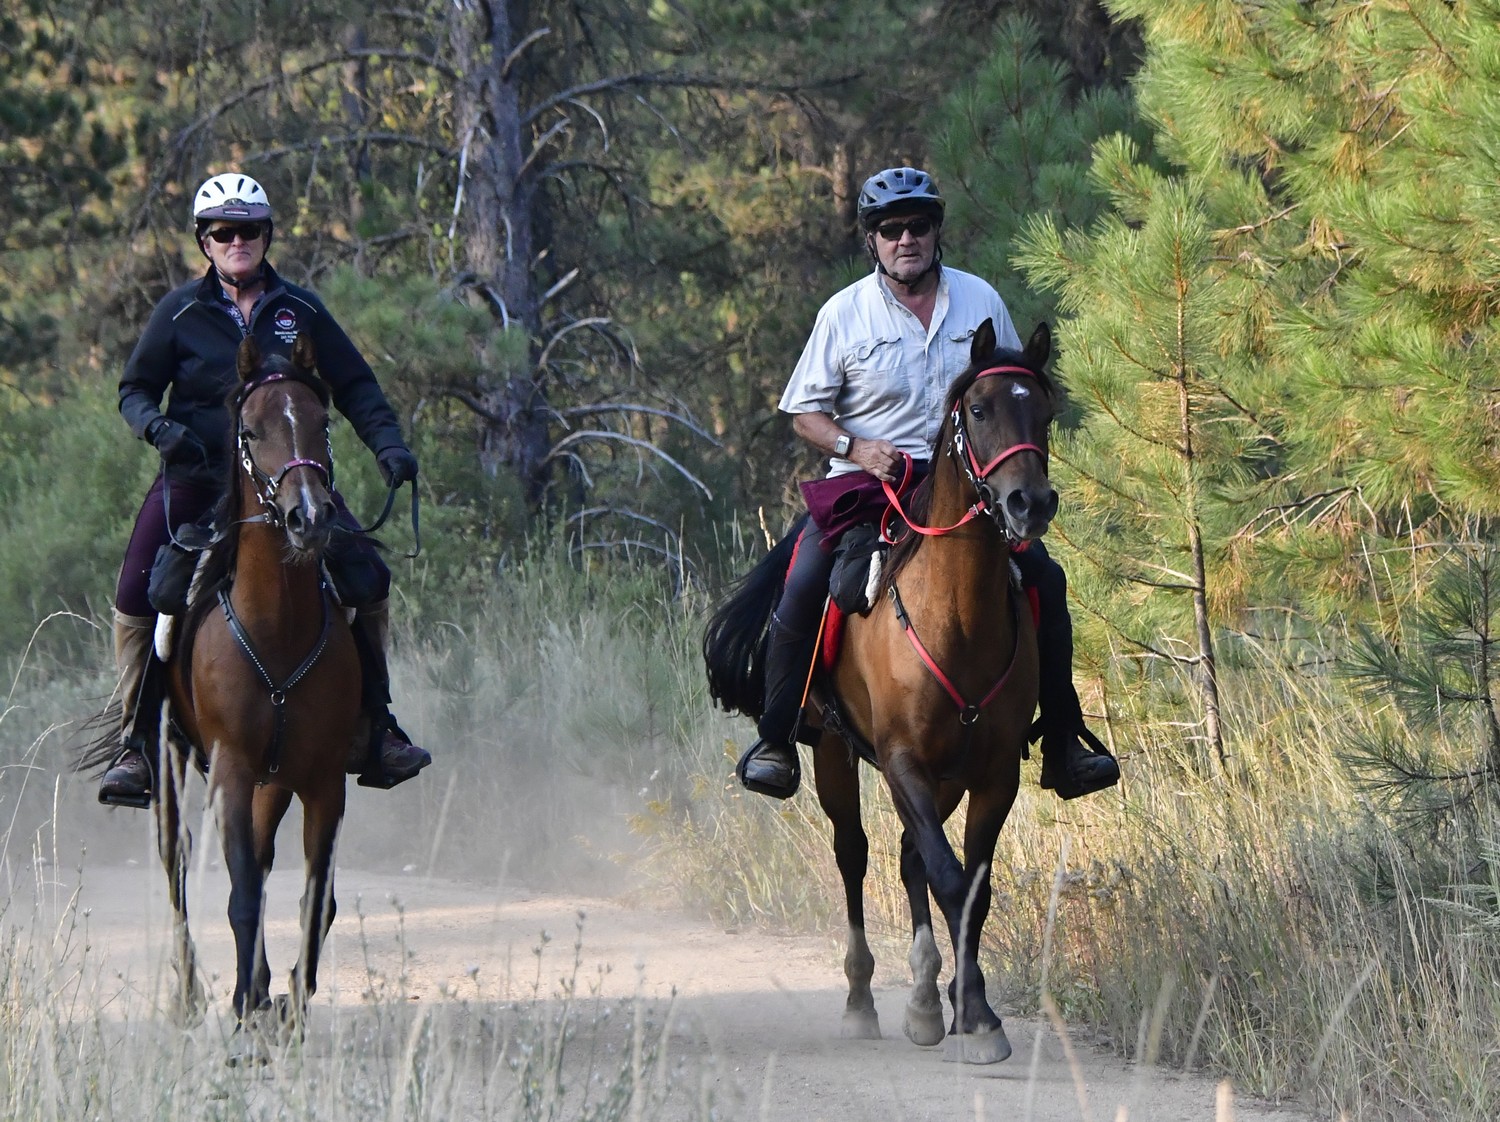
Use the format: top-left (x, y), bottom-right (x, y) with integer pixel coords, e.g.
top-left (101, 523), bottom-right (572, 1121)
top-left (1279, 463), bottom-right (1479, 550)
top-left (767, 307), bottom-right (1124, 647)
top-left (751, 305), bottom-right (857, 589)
top-left (154, 745), bottom-right (204, 1023)
top-left (287, 780), bottom-right (344, 1031)
top-left (814, 741), bottom-right (879, 1040)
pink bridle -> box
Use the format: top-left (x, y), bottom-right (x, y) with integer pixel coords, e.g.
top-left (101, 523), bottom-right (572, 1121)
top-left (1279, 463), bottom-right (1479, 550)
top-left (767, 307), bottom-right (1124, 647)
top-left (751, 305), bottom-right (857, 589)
top-left (236, 372), bottom-right (332, 523)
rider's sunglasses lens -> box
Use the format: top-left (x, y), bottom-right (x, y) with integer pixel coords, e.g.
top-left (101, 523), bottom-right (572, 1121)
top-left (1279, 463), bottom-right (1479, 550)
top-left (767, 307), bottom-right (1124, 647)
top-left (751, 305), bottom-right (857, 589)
top-left (876, 217), bottom-right (934, 242)
top-left (206, 225), bottom-right (264, 244)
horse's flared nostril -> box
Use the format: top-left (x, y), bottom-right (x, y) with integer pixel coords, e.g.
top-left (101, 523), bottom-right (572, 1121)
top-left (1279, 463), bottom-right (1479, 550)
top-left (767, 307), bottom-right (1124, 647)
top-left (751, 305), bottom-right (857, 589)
top-left (285, 506), bottom-right (306, 535)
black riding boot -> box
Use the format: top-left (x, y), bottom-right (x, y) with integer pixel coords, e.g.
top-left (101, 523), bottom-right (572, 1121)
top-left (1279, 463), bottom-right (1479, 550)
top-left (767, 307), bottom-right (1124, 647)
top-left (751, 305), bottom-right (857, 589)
top-left (1019, 544), bottom-right (1120, 801)
top-left (735, 613), bottom-right (819, 799)
top-left (351, 599), bottom-right (431, 788)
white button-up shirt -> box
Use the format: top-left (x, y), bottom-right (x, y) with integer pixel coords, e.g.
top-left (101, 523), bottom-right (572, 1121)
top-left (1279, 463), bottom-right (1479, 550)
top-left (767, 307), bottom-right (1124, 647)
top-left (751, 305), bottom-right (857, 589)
top-left (778, 266), bottom-right (1021, 477)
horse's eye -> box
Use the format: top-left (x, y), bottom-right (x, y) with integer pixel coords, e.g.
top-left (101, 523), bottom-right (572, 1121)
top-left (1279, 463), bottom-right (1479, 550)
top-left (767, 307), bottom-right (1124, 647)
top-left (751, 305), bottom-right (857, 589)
top-left (242, 429), bottom-right (259, 442)
top-left (968, 404), bottom-right (985, 420)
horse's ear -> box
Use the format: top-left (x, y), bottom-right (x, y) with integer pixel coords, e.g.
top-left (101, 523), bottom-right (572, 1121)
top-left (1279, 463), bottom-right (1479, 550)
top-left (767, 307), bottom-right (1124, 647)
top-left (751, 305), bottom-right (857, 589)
top-left (1023, 322), bottom-right (1051, 370)
top-left (291, 332), bottom-right (317, 374)
top-left (236, 336), bottom-right (261, 383)
top-left (970, 318), bottom-right (997, 364)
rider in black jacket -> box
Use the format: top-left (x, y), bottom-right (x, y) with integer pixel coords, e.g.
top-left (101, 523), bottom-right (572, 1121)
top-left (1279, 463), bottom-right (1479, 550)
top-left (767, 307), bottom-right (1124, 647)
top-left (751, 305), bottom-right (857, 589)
top-left (99, 171), bottom-right (432, 805)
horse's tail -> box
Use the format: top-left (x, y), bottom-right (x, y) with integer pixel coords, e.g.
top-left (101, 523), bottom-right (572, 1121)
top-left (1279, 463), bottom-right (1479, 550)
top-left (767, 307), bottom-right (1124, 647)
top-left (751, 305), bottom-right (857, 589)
top-left (75, 701), bottom-right (124, 777)
top-left (702, 514), bottom-right (807, 719)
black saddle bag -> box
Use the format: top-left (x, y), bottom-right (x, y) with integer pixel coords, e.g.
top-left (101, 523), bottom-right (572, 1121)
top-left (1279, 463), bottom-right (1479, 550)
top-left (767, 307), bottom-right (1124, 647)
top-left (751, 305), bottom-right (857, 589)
top-left (147, 522), bottom-right (216, 616)
top-left (828, 523), bottom-right (886, 616)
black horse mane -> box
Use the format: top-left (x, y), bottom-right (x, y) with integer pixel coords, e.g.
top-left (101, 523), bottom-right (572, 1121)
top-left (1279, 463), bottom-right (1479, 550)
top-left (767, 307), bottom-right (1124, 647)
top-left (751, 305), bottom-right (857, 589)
top-left (878, 344), bottom-right (1055, 592)
top-left (177, 357), bottom-right (334, 678)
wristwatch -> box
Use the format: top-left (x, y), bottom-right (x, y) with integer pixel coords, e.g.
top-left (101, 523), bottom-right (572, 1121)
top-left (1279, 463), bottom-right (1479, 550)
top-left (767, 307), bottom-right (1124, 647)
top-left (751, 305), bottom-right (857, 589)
top-left (834, 434), bottom-right (853, 457)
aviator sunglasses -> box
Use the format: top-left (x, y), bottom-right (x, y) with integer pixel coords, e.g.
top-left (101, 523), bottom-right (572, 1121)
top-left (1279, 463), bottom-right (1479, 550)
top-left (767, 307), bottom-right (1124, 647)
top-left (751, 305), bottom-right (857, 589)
top-left (204, 224), bottom-right (265, 244)
top-left (875, 216), bottom-right (936, 242)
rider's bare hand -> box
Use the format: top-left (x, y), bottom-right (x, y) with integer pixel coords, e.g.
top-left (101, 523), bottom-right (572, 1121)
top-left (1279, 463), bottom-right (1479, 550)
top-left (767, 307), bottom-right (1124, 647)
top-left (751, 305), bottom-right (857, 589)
top-left (851, 437), bottom-right (901, 483)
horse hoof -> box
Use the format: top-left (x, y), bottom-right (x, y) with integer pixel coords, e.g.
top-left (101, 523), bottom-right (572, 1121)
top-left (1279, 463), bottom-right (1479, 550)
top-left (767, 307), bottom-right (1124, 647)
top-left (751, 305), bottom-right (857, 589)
top-left (225, 1031), bottom-right (272, 1068)
top-left (903, 1004), bottom-right (945, 1047)
top-left (943, 1025), bottom-right (1012, 1065)
top-left (841, 1009), bottom-right (881, 1040)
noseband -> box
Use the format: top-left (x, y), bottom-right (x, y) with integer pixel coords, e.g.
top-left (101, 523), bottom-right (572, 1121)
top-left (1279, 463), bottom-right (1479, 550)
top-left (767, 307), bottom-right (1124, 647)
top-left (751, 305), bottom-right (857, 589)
top-left (235, 372), bottom-right (333, 527)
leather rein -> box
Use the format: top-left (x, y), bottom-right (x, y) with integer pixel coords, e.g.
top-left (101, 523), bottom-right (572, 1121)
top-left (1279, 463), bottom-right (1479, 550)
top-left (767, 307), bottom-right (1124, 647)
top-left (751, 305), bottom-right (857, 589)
top-left (876, 363), bottom-right (1046, 723)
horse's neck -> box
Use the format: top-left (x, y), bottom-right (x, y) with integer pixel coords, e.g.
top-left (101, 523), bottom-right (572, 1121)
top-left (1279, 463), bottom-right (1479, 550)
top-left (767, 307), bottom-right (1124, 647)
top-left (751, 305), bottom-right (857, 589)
top-left (230, 518), bottom-right (326, 632)
top-left (916, 452), bottom-right (1011, 593)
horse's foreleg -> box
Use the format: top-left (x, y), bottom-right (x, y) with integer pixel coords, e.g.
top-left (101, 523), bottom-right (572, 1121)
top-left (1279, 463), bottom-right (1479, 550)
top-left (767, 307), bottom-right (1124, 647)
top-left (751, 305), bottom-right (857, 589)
top-left (154, 745), bottom-right (203, 1023)
top-left (898, 827), bottom-right (944, 1047)
top-left (290, 781), bottom-right (344, 1028)
top-left (885, 761), bottom-right (1006, 1061)
top-left (251, 785), bottom-right (294, 1009)
top-left (813, 742), bottom-right (879, 1040)
top-left (941, 779), bottom-right (1018, 1064)
top-left (213, 765), bottom-right (270, 1025)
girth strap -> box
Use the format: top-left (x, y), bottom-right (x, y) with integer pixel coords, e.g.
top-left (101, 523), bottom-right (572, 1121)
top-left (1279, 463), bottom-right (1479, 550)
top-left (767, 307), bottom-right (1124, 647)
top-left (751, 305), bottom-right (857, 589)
top-left (218, 586), bottom-right (334, 775)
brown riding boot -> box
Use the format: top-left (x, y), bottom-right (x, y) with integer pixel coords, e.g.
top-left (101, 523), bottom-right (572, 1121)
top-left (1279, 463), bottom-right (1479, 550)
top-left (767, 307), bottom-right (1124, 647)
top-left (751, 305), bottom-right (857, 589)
top-left (98, 610), bottom-right (158, 806)
top-left (355, 599), bottom-right (431, 783)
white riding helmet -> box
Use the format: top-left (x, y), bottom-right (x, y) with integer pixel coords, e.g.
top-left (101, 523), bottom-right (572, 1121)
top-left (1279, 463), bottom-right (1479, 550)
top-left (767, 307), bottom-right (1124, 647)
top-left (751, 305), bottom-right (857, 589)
top-left (192, 173), bottom-right (272, 224)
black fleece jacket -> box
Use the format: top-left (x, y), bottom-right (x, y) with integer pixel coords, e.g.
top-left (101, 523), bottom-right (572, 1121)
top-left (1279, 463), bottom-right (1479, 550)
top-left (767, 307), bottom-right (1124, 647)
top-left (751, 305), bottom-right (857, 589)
top-left (118, 263), bottom-right (408, 488)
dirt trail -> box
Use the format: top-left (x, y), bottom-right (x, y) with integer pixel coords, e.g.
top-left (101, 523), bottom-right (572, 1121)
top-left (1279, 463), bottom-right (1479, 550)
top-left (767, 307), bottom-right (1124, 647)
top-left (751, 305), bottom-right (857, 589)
top-left (15, 857), bottom-right (1313, 1122)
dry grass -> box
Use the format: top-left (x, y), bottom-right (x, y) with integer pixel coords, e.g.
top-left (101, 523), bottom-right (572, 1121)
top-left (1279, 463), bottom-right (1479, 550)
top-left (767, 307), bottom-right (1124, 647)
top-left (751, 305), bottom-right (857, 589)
top-left (648, 611), bottom-right (1500, 1122)
top-left (4, 552), bottom-right (1497, 1120)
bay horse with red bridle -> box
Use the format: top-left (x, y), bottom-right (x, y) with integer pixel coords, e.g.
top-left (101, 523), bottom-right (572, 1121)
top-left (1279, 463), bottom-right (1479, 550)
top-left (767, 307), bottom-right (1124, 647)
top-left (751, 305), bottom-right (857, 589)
top-left (146, 335), bottom-right (359, 1061)
top-left (705, 318), bottom-right (1058, 1063)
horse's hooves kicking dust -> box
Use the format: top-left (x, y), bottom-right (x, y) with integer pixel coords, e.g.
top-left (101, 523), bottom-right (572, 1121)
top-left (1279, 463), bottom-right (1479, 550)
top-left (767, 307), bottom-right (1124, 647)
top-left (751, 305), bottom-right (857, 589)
top-left (943, 1025), bottom-right (1012, 1065)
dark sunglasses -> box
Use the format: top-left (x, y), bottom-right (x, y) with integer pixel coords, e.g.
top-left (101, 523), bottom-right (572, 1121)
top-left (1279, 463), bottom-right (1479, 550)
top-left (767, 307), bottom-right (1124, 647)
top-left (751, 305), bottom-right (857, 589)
top-left (204, 224), bottom-right (265, 244)
top-left (874, 217), bottom-right (936, 242)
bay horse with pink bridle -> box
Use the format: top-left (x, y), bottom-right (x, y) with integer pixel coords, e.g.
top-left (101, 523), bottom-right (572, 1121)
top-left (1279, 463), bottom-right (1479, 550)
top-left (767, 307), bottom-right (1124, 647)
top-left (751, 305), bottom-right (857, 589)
top-left (149, 334), bottom-right (360, 1062)
top-left (705, 318), bottom-right (1058, 1063)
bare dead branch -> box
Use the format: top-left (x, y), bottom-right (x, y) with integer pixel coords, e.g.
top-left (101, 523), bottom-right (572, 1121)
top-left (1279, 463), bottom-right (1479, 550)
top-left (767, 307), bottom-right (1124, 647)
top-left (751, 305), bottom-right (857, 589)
top-left (544, 430), bottom-right (712, 498)
top-left (566, 506), bottom-right (680, 537)
top-left (502, 27), bottom-right (552, 80)
top-left (557, 402), bottom-right (720, 446)
top-left (522, 70), bottom-right (859, 129)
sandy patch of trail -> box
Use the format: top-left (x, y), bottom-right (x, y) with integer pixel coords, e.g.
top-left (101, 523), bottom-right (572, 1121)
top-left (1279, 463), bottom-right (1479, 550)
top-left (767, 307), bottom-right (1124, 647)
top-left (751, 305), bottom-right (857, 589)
top-left (6, 856), bottom-right (1312, 1122)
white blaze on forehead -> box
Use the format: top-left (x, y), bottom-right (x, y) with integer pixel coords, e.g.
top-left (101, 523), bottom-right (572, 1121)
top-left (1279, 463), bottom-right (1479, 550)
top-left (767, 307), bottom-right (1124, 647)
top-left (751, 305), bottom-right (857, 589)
top-left (1010, 382), bottom-right (1030, 398)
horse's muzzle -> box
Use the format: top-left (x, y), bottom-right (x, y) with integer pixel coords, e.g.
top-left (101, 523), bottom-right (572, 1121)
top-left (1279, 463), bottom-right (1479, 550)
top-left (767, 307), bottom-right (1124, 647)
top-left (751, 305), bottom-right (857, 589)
top-left (282, 495), bottom-right (338, 554)
top-left (992, 482), bottom-right (1058, 541)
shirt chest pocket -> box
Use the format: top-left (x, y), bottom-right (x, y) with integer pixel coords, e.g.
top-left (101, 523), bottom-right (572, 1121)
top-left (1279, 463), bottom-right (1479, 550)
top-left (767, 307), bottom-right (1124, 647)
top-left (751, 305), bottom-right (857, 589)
top-left (944, 327), bottom-right (978, 373)
top-left (840, 336), bottom-right (910, 412)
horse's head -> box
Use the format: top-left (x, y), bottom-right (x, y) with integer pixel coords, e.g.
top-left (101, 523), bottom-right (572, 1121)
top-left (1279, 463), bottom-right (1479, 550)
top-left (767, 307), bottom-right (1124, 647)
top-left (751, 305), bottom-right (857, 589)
top-left (232, 334), bottom-right (337, 555)
top-left (949, 319), bottom-right (1058, 543)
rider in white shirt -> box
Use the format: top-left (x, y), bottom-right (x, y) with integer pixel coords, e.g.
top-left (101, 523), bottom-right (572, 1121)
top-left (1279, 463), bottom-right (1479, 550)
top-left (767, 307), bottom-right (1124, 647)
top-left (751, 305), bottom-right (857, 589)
top-left (736, 166), bottom-right (1120, 803)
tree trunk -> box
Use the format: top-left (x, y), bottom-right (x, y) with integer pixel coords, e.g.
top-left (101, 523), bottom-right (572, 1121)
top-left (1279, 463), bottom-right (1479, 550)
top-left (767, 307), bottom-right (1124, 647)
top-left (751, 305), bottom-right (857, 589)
top-left (1177, 359), bottom-right (1225, 772)
top-left (448, 0), bottom-right (552, 506)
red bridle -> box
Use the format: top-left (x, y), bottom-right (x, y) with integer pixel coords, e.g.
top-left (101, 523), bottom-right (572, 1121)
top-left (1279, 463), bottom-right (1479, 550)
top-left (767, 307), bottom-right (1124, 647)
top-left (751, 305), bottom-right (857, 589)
top-left (879, 364), bottom-right (1048, 540)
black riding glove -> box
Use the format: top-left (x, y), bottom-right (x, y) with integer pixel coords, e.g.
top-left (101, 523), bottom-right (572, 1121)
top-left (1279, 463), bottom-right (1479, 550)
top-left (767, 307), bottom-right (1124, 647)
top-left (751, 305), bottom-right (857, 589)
top-left (147, 417), bottom-right (208, 465)
top-left (377, 446), bottom-right (419, 486)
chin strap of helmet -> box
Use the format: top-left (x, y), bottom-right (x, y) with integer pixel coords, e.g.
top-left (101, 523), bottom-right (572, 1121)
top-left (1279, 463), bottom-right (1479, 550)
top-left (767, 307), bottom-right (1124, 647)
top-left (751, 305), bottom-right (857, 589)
top-left (213, 262), bottom-right (269, 292)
